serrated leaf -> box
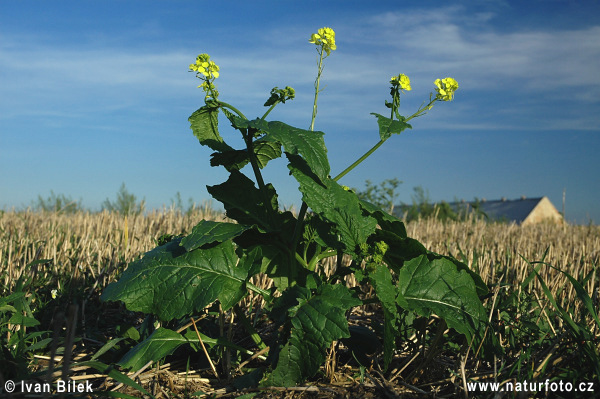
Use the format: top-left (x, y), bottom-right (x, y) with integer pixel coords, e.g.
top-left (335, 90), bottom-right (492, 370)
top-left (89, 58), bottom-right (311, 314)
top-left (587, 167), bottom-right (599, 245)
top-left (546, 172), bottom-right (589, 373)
top-left (371, 113), bottom-right (412, 141)
top-left (118, 328), bottom-right (188, 371)
top-left (398, 255), bottom-right (487, 344)
top-left (374, 229), bottom-right (427, 272)
top-left (210, 141), bottom-right (282, 171)
top-left (359, 199), bottom-right (407, 238)
top-left (207, 171), bottom-right (279, 230)
top-left (101, 239), bottom-right (248, 320)
top-left (253, 140), bottom-right (284, 168)
top-left (189, 105), bottom-right (233, 152)
top-left (288, 167), bottom-right (377, 255)
top-left (428, 253), bottom-right (489, 298)
top-left (181, 220), bottom-right (253, 252)
top-left (210, 149), bottom-right (250, 171)
top-left (229, 116), bottom-right (269, 133)
top-left (262, 121), bottom-right (330, 182)
top-left (255, 244), bottom-right (303, 290)
top-left (264, 284), bottom-right (361, 386)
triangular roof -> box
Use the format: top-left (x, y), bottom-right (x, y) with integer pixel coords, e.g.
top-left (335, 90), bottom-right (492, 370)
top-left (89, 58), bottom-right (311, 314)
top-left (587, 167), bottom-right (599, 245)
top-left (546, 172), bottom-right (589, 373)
top-left (450, 196), bottom-right (562, 224)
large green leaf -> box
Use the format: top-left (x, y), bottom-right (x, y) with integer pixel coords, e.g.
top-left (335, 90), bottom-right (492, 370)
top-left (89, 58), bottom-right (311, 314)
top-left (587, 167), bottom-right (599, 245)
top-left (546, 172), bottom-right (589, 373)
top-left (181, 220), bottom-right (253, 252)
top-left (358, 199), bottom-right (407, 239)
top-left (262, 121), bottom-right (330, 182)
top-left (207, 170), bottom-right (279, 230)
top-left (264, 284), bottom-right (361, 386)
top-left (210, 141), bottom-right (282, 171)
top-left (371, 113), bottom-right (412, 141)
top-left (189, 104), bottom-right (233, 152)
top-left (289, 167), bottom-right (377, 256)
top-left (397, 255), bottom-right (487, 344)
top-left (101, 239), bottom-right (248, 320)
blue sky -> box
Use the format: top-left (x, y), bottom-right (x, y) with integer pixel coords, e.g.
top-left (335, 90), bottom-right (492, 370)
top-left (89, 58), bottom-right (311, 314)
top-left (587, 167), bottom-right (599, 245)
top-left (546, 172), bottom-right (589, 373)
top-left (1, 1), bottom-right (599, 223)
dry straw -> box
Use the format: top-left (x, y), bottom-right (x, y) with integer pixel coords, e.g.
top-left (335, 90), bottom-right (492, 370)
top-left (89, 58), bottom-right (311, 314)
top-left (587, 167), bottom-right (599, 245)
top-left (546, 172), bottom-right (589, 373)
top-left (1, 208), bottom-right (598, 311)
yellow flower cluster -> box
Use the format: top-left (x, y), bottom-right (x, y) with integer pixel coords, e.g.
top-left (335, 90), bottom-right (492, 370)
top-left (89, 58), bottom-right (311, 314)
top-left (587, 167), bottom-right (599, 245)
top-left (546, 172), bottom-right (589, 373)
top-left (189, 53), bottom-right (220, 79)
top-left (309, 27), bottom-right (337, 55)
top-left (390, 74), bottom-right (411, 92)
top-left (434, 77), bottom-right (459, 101)
top-left (189, 54), bottom-right (220, 99)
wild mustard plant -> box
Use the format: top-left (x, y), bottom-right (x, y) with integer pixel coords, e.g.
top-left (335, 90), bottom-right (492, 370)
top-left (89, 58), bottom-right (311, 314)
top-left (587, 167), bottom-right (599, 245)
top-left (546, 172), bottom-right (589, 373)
top-left (102, 27), bottom-right (486, 388)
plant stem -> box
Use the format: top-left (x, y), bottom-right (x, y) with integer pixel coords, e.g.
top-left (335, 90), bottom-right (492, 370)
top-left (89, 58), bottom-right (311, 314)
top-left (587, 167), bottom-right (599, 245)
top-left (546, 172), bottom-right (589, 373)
top-left (290, 47), bottom-right (326, 253)
top-left (333, 98), bottom-right (438, 182)
top-left (218, 101), bottom-right (247, 120)
top-left (246, 281), bottom-right (272, 303)
top-left (310, 48), bottom-right (325, 131)
top-left (218, 100), bottom-right (277, 227)
top-left (333, 139), bottom-right (386, 182)
top-left (261, 101), bottom-right (279, 121)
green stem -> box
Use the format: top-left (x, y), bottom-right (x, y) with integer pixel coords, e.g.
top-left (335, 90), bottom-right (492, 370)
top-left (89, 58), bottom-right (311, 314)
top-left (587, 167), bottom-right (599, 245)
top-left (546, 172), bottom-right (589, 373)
top-left (333, 98), bottom-right (438, 182)
top-left (261, 101), bottom-right (279, 121)
top-left (290, 47), bottom-right (326, 253)
top-left (310, 48), bottom-right (325, 131)
top-left (333, 139), bottom-right (386, 182)
top-left (218, 101), bottom-right (248, 120)
top-left (246, 281), bottom-right (272, 303)
top-left (307, 250), bottom-right (337, 272)
top-left (218, 100), bottom-right (276, 226)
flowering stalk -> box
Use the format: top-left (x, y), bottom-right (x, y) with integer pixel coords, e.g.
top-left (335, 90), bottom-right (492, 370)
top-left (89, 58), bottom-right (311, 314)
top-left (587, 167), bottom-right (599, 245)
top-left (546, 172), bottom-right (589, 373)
top-left (334, 77), bottom-right (458, 182)
top-left (308, 27), bottom-right (336, 131)
top-left (291, 27), bottom-right (337, 256)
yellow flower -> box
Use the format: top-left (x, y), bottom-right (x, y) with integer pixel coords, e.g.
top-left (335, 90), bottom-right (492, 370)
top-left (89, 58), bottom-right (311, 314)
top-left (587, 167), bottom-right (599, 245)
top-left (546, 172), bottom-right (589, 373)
top-left (190, 54), bottom-right (220, 80)
top-left (434, 77), bottom-right (459, 101)
top-left (309, 27), bottom-right (337, 55)
top-left (190, 53), bottom-right (220, 99)
top-left (390, 74), bottom-right (411, 91)
top-left (51, 289), bottom-right (58, 299)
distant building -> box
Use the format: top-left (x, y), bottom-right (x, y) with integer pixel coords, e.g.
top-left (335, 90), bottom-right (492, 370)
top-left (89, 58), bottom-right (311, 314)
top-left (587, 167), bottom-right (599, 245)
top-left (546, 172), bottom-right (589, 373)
top-left (452, 196), bottom-right (564, 225)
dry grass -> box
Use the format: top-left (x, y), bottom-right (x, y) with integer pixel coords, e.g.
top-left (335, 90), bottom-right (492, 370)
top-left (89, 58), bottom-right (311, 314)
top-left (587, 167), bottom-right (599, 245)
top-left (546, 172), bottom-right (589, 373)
top-left (2, 207), bottom-right (597, 307)
top-left (405, 216), bottom-right (599, 311)
top-left (2, 208), bottom-right (599, 396)
top-left (0, 204), bottom-right (224, 291)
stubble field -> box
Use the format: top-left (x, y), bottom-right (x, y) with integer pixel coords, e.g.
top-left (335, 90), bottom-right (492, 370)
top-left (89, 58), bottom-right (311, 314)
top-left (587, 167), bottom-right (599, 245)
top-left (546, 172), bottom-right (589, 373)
top-left (1, 208), bottom-right (598, 397)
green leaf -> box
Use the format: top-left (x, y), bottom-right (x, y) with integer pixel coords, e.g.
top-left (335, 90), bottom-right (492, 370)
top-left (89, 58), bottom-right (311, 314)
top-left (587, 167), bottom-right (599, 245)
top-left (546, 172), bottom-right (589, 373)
top-left (398, 255), bottom-right (487, 345)
top-left (428, 253), bottom-right (489, 298)
top-left (207, 171), bottom-right (279, 230)
top-left (181, 220), bottom-right (253, 252)
top-left (210, 141), bottom-right (282, 171)
top-left (118, 328), bottom-right (188, 371)
top-left (262, 121), bottom-right (330, 182)
top-left (370, 113), bottom-right (412, 141)
top-left (374, 229), bottom-right (427, 272)
top-left (289, 168), bottom-right (377, 256)
top-left (359, 199), bottom-right (407, 238)
top-left (189, 104), bottom-right (233, 152)
top-left (255, 244), bottom-right (305, 290)
top-left (253, 140), bottom-right (284, 168)
top-left (264, 284), bottom-right (361, 386)
top-left (229, 116), bottom-right (269, 133)
top-left (101, 239), bottom-right (248, 320)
